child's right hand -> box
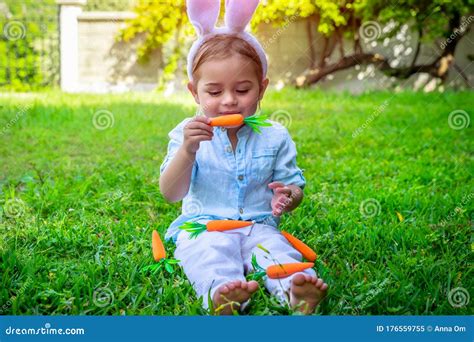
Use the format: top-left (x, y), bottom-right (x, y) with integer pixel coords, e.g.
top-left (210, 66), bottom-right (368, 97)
top-left (182, 115), bottom-right (214, 154)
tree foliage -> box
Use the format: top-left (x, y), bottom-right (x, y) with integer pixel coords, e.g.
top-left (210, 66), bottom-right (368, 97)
top-left (120, 0), bottom-right (474, 87)
top-left (252, 0), bottom-right (356, 35)
top-left (1, 0), bottom-right (58, 90)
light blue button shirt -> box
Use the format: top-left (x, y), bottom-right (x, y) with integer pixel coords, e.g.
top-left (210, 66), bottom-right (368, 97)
top-left (160, 118), bottom-right (306, 242)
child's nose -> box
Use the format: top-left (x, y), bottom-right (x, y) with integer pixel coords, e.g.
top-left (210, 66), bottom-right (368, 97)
top-left (222, 91), bottom-right (237, 106)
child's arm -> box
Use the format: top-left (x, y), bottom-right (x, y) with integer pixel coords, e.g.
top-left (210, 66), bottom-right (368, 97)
top-left (268, 182), bottom-right (304, 217)
top-left (269, 130), bottom-right (306, 217)
top-left (159, 116), bottom-right (213, 202)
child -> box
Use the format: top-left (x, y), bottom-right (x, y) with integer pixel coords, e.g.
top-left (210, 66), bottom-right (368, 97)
top-left (159, 0), bottom-right (328, 314)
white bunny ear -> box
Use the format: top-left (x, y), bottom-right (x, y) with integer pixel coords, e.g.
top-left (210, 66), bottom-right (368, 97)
top-left (225, 0), bottom-right (259, 32)
top-left (187, 0), bottom-right (220, 36)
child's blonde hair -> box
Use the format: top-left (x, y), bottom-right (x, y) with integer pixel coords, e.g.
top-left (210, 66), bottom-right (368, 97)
top-left (191, 34), bottom-right (264, 89)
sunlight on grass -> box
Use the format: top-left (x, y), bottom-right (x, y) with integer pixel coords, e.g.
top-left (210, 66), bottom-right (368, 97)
top-left (0, 89), bottom-right (472, 315)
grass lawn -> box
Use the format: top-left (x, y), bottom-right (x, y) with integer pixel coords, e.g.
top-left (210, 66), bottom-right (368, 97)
top-left (0, 89), bottom-right (472, 315)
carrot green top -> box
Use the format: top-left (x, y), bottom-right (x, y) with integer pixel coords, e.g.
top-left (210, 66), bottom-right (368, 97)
top-left (243, 113), bottom-right (272, 134)
top-left (209, 113), bottom-right (272, 134)
top-left (179, 220), bottom-right (254, 238)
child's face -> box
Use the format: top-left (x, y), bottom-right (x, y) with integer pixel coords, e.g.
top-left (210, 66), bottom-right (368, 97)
top-left (188, 54), bottom-right (269, 120)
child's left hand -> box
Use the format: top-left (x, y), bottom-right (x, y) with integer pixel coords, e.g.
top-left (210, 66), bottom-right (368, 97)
top-left (268, 182), bottom-right (293, 217)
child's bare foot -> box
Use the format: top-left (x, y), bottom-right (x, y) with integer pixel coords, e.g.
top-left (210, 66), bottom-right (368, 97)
top-left (213, 280), bottom-right (259, 315)
top-left (290, 273), bottom-right (328, 314)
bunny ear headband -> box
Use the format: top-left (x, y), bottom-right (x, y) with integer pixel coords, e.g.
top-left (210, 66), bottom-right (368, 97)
top-left (186, 0), bottom-right (267, 82)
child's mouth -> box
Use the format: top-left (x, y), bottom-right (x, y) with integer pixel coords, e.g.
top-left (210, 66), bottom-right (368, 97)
top-left (220, 111), bottom-right (241, 115)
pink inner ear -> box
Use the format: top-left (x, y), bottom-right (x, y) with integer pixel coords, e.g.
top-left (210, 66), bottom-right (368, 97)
top-left (187, 0), bottom-right (220, 35)
top-left (225, 0), bottom-right (259, 31)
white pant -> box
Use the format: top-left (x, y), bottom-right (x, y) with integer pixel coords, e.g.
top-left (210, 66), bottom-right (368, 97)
top-left (174, 222), bottom-right (316, 310)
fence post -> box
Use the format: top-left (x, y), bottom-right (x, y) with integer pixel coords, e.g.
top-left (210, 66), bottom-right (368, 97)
top-left (57, 0), bottom-right (87, 92)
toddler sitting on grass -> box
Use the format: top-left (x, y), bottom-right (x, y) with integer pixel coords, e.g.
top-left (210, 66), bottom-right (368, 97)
top-left (159, 0), bottom-right (328, 314)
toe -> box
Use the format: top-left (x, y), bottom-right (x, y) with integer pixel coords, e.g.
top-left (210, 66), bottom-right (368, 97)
top-left (321, 283), bottom-right (328, 291)
top-left (227, 283), bottom-right (235, 291)
top-left (292, 273), bottom-right (306, 286)
top-left (220, 285), bottom-right (229, 294)
top-left (240, 282), bottom-right (248, 290)
top-left (315, 278), bottom-right (323, 288)
top-left (234, 280), bottom-right (242, 288)
top-left (247, 280), bottom-right (259, 292)
top-left (304, 274), bottom-right (312, 282)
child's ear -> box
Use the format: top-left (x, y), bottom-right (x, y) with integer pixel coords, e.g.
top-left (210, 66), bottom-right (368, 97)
top-left (187, 81), bottom-right (200, 105)
top-left (259, 78), bottom-right (270, 100)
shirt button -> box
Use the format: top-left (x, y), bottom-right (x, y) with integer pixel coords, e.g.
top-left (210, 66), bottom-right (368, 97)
top-left (238, 175), bottom-right (244, 181)
top-left (239, 208), bottom-right (244, 214)
top-left (226, 146), bottom-right (232, 153)
top-left (220, 127), bottom-right (226, 132)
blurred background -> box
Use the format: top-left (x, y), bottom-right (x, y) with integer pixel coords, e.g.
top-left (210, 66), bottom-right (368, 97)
top-left (0, 0), bottom-right (472, 93)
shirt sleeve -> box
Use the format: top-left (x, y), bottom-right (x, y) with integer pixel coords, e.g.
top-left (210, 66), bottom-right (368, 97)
top-left (272, 131), bottom-right (306, 189)
top-left (159, 118), bottom-right (193, 175)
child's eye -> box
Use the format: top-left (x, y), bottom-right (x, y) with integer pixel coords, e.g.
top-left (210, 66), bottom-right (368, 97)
top-left (208, 91), bottom-right (221, 96)
top-left (236, 89), bottom-right (249, 94)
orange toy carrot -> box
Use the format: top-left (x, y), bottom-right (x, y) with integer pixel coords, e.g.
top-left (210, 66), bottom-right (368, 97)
top-left (266, 262), bottom-right (315, 279)
top-left (152, 230), bottom-right (166, 261)
top-left (142, 230), bottom-right (180, 274)
top-left (247, 253), bottom-right (315, 281)
top-left (209, 113), bottom-right (272, 134)
top-left (281, 231), bottom-right (317, 262)
top-left (179, 220), bottom-right (253, 238)
top-left (209, 114), bottom-right (243, 127)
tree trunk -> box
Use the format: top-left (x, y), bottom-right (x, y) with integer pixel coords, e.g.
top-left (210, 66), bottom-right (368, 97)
top-left (295, 53), bottom-right (389, 86)
top-left (306, 16), bottom-right (317, 68)
top-left (336, 27), bottom-right (345, 59)
top-left (318, 36), bottom-right (330, 68)
top-left (296, 10), bottom-right (468, 87)
top-left (352, 17), bottom-right (362, 54)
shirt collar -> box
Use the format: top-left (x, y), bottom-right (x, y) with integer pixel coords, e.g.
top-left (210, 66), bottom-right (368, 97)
top-left (237, 125), bottom-right (252, 138)
top-left (214, 125), bottom-right (253, 138)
